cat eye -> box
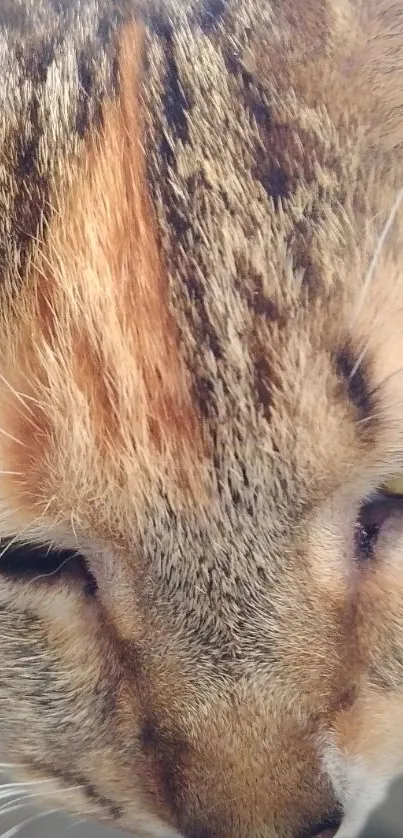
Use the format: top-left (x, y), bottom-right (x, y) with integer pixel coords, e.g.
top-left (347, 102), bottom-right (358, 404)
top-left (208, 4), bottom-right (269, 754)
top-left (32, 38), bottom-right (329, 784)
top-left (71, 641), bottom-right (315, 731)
top-left (355, 486), bottom-right (403, 562)
top-left (0, 541), bottom-right (97, 595)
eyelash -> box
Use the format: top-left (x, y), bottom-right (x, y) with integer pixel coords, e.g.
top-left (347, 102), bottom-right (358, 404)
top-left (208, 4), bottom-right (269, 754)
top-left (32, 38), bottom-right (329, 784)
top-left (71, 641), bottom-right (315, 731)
top-left (355, 506), bottom-right (381, 561)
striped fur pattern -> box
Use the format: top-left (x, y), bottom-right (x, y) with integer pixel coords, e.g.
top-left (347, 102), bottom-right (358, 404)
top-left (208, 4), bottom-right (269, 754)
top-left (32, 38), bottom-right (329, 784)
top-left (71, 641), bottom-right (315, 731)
top-left (0, 1), bottom-right (403, 836)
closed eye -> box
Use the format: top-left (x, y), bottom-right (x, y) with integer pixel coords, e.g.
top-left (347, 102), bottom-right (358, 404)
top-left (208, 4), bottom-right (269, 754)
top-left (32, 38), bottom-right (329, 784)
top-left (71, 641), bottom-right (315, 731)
top-left (355, 491), bottom-right (403, 562)
top-left (0, 540), bottom-right (97, 595)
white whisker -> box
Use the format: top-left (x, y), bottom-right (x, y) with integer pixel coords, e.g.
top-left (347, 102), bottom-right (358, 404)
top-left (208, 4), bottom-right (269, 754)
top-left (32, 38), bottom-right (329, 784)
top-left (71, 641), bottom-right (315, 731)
top-left (66, 818), bottom-right (87, 831)
top-left (348, 343), bottom-right (369, 383)
top-left (0, 807), bottom-right (59, 838)
top-left (26, 553), bottom-right (79, 587)
top-left (352, 186), bottom-right (403, 325)
top-left (0, 802), bottom-right (31, 818)
top-left (357, 413), bottom-right (386, 426)
top-left (0, 782), bottom-right (54, 792)
top-left (0, 785), bottom-right (82, 815)
top-left (369, 365), bottom-right (403, 396)
top-left (0, 794), bottom-right (26, 806)
top-left (0, 529), bottom-right (35, 562)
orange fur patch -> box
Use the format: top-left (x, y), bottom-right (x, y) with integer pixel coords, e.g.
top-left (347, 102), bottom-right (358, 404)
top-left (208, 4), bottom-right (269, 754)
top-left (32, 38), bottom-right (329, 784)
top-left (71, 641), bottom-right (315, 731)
top-left (0, 22), bottom-right (204, 538)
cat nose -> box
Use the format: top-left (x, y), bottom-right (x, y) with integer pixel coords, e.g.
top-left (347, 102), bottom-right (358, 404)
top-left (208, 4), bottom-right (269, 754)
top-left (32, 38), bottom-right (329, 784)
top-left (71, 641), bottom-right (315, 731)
top-left (305, 816), bottom-right (342, 838)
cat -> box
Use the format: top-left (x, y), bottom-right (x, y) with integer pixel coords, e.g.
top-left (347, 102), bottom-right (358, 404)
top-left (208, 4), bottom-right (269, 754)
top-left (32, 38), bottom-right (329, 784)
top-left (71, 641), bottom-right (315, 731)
top-left (0, 1), bottom-right (402, 837)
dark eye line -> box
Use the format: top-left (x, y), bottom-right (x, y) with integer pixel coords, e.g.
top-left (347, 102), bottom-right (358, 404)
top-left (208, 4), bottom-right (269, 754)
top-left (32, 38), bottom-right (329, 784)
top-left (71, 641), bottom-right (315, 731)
top-left (0, 540), bottom-right (97, 595)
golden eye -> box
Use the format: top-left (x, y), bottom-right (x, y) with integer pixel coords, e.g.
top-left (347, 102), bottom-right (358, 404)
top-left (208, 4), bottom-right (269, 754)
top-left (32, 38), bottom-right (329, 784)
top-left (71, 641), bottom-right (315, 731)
top-left (383, 474), bottom-right (403, 496)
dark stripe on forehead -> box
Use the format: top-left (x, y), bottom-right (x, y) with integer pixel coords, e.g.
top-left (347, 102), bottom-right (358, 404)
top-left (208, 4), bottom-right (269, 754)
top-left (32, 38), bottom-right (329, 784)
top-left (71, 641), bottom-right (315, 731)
top-left (160, 29), bottom-right (191, 167)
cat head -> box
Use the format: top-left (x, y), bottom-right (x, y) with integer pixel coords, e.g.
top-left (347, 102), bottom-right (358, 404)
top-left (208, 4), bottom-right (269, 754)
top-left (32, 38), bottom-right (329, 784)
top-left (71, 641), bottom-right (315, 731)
top-left (0, 2), bottom-right (403, 836)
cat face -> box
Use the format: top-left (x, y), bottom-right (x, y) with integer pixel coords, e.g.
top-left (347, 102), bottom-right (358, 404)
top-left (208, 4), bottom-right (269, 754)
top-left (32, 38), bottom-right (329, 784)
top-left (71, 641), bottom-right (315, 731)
top-left (0, 2), bottom-right (403, 837)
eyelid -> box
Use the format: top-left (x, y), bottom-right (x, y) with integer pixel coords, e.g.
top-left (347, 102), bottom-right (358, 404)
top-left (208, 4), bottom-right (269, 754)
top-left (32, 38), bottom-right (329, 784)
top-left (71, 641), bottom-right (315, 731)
top-left (359, 494), bottom-right (403, 530)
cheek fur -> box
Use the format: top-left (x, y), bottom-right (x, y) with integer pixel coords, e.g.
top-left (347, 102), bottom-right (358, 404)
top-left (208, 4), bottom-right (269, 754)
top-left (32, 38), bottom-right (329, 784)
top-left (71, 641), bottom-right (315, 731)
top-left (323, 692), bottom-right (403, 836)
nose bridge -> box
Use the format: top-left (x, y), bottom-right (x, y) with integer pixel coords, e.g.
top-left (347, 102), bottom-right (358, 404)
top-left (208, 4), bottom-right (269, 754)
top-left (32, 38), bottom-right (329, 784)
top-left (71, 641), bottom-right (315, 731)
top-left (136, 682), bottom-right (339, 838)
top-left (203, 698), bottom-right (344, 838)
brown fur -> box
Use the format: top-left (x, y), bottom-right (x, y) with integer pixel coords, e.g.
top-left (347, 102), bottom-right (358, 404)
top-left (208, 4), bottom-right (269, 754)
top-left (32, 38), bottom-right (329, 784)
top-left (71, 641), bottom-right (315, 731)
top-left (0, 22), bottom-right (206, 551)
top-left (0, 1), bottom-right (403, 837)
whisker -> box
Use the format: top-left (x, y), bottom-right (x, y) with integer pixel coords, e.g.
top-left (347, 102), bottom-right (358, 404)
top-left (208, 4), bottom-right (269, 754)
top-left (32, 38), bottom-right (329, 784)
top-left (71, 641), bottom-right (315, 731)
top-left (0, 802), bottom-right (32, 818)
top-left (7, 372), bottom-right (43, 410)
top-left (356, 412), bottom-right (386, 426)
top-left (0, 429), bottom-right (26, 448)
top-left (349, 343), bottom-right (369, 383)
top-left (0, 807), bottom-right (60, 838)
top-left (0, 782), bottom-right (55, 792)
top-left (367, 366), bottom-right (403, 401)
top-left (26, 553), bottom-right (80, 587)
top-left (70, 513), bottom-right (80, 548)
top-left (349, 301), bottom-right (403, 383)
top-left (0, 373), bottom-right (38, 426)
top-left (0, 531), bottom-right (34, 562)
top-left (352, 186), bottom-right (403, 326)
top-left (0, 785), bottom-right (82, 815)
top-left (0, 795), bottom-right (27, 806)
top-left (66, 818), bottom-right (87, 831)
